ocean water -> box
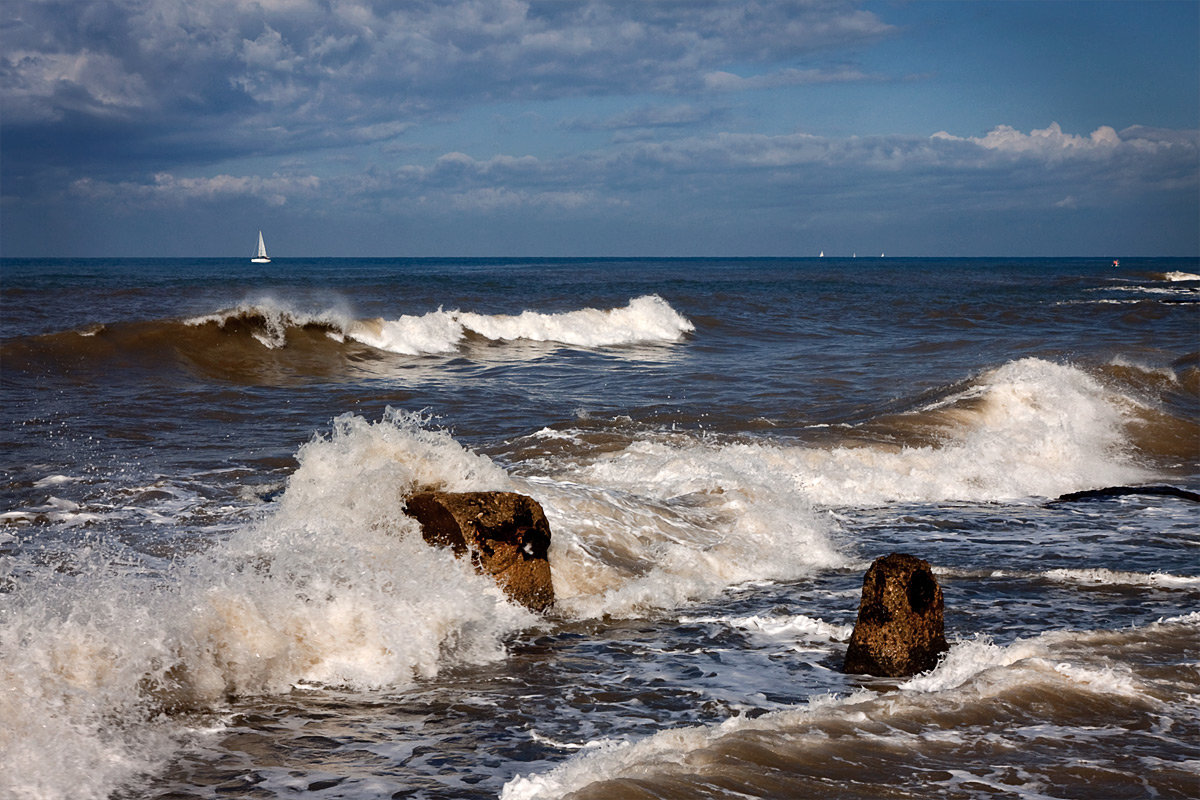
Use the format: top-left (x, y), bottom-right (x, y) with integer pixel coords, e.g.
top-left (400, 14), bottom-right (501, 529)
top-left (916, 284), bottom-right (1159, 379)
top-left (1, 256), bottom-right (1197, 800)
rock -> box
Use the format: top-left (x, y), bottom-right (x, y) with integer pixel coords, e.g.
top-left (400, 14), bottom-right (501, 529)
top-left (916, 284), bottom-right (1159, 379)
top-left (1050, 485), bottom-right (1200, 504)
top-left (404, 491), bottom-right (555, 612)
top-left (843, 553), bottom-right (948, 677)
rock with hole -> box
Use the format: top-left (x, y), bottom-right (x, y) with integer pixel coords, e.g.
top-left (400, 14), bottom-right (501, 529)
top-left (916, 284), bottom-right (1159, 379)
top-left (843, 553), bottom-right (949, 677)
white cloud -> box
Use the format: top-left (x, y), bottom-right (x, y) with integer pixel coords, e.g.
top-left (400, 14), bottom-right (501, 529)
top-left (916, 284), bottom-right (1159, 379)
top-left (932, 122), bottom-right (1123, 158)
top-left (71, 172), bottom-right (320, 206)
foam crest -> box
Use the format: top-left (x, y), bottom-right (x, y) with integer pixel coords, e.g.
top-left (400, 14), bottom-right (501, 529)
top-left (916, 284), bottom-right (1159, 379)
top-left (0, 411), bottom-right (532, 800)
top-left (349, 309), bottom-right (465, 355)
top-left (456, 294), bottom-right (694, 347)
top-left (186, 298), bottom-right (353, 349)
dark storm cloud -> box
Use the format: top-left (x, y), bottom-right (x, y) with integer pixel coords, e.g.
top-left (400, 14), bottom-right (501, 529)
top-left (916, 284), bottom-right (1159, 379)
top-left (1, 0), bottom-right (893, 177)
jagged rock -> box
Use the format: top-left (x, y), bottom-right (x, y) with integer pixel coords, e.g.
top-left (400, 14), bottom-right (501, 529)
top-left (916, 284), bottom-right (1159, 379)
top-left (843, 553), bottom-right (948, 677)
top-left (404, 491), bottom-right (555, 612)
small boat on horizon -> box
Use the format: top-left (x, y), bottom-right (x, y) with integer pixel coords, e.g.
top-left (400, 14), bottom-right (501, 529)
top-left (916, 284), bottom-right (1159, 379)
top-left (251, 230), bottom-right (270, 263)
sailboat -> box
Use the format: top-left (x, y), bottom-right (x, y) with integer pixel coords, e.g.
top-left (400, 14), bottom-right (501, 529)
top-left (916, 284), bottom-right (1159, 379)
top-left (251, 230), bottom-right (270, 263)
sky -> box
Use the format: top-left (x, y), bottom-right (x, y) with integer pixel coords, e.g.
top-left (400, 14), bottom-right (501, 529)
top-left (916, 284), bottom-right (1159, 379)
top-left (1, 0), bottom-right (1197, 257)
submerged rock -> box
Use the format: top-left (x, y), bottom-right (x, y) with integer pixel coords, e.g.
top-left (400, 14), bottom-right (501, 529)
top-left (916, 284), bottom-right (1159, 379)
top-left (843, 553), bottom-right (949, 677)
top-left (404, 491), bottom-right (555, 612)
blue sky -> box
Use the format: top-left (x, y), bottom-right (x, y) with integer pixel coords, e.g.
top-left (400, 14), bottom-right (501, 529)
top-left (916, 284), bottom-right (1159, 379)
top-left (2, 0), bottom-right (1196, 257)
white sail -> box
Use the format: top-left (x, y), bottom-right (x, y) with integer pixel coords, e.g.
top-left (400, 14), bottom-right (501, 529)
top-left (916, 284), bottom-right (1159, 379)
top-left (251, 230), bottom-right (270, 263)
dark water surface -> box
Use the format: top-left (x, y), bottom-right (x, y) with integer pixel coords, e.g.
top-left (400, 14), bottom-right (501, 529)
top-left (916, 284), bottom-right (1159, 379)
top-left (1, 257), bottom-right (1197, 799)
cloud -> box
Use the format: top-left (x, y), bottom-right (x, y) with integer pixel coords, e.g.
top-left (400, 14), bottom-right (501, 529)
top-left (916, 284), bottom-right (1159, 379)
top-left (562, 103), bottom-right (726, 132)
top-left (63, 122), bottom-right (1195, 221)
top-left (70, 172), bottom-right (320, 207)
top-left (932, 122), bottom-right (1123, 159)
top-left (446, 187), bottom-right (596, 212)
top-left (1, 0), bottom-right (893, 175)
top-left (703, 66), bottom-right (875, 91)
top-left (2, 49), bottom-right (150, 124)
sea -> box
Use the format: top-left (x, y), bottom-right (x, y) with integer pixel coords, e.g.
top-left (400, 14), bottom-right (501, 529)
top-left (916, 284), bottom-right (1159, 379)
top-left (1, 256), bottom-right (1197, 800)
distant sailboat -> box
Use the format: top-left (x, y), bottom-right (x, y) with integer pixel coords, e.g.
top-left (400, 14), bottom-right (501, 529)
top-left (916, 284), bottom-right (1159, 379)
top-left (819, 251), bottom-right (824, 257)
top-left (251, 230), bottom-right (270, 263)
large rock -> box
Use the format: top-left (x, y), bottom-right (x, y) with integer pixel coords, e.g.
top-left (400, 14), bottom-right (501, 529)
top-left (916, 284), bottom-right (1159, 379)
top-left (404, 491), bottom-right (555, 612)
top-left (843, 553), bottom-right (948, 677)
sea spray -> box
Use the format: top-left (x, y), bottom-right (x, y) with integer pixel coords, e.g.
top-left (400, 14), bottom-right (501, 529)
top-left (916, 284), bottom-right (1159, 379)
top-left (186, 297), bottom-right (357, 350)
top-left (527, 443), bottom-right (848, 619)
top-left (0, 411), bottom-right (535, 800)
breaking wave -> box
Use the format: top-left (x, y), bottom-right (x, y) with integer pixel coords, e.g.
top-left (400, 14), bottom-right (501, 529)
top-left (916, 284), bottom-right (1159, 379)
top-left (0, 295), bottom-right (694, 384)
top-left (550, 358), bottom-right (1156, 510)
top-left (186, 294), bottom-right (694, 353)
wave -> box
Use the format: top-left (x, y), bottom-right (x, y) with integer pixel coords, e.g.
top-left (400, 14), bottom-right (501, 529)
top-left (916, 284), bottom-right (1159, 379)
top-left (0, 295), bottom-right (694, 383)
top-left (550, 358), bottom-right (1159, 508)
top-left (501, 616), bottom-right (1200, 799)
top-left (185, 294), bottom-right (694, 354)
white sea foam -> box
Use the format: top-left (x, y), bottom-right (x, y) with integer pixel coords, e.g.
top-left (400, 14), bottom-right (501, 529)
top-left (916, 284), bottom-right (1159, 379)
top-left (454, 294), bottom-right (694, 347)
top-left (349, 308), bottom-right (466, 354)
top-left (0, 495), bottom-right (104, 526)
top-left (33, 474), bottom-right (77, 487)
top-left (947, 566), bottom-right (1200, 589)
top-left (681, 612), bottom-right (854, 644)
top-left (1162, 271), bottom-right (1200, 281)
top-left (0, 410), bottom-right (532, 800)
top-left (1042, 567), bottom-right (1200, 589)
